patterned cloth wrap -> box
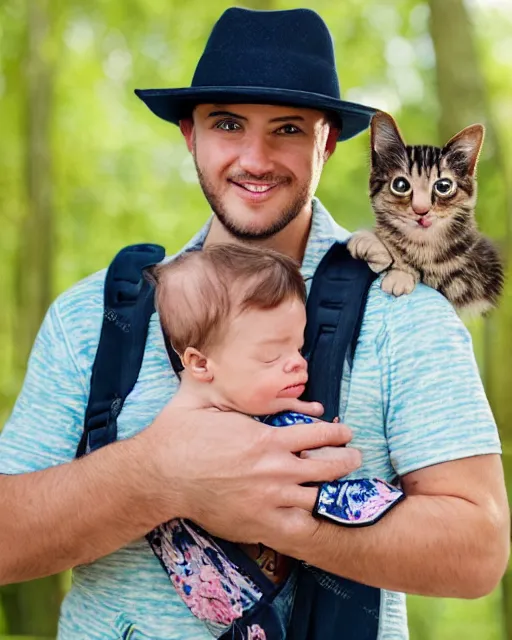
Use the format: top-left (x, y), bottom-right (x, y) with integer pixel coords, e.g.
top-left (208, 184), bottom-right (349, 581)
top-left (315, 477), bottom-right (404, 526)
top-left (147, 519), bottom-right (264, 638)
top-left (146, 412), bottom-right (403, 638)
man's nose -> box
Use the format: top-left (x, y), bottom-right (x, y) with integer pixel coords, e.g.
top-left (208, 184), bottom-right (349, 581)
top-left (238, 136), bottom-right (275, 176)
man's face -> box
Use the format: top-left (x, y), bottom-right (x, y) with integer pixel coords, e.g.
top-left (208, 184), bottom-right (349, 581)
top-left (180, 103), bottom-right (338, 240)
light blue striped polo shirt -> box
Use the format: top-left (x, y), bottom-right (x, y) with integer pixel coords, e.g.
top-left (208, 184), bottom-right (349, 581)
top-left (0, 198), bottom-right (501, 639)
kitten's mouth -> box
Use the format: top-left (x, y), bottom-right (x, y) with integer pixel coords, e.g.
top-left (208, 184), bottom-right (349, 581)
top-left (417, 217), bottom-right (432, 228)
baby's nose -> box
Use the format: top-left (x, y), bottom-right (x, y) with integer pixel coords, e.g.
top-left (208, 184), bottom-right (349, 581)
top-left (285, 353), bottom-right (308, 373)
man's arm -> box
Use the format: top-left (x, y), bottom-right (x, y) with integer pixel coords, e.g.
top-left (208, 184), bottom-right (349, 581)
top-left (262, 286), bottom-right (509, 598)
top-left (0, 405), bottom-right (359, 585)
top-left (0, 289), bottom-right (361, 585)
top-left (271, 453), bottom-right (509, 598)
top-left (0, 433), bottom-right (176, 584)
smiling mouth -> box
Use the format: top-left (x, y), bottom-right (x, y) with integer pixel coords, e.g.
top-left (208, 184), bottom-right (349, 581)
top-left (230, 181), bottom-right (278, 194)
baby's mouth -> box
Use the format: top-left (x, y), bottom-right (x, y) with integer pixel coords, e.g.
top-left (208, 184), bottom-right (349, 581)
top-left (278, 382), bottom-right (307, 399)
top-left (283, 378), bottom-right (308, 392)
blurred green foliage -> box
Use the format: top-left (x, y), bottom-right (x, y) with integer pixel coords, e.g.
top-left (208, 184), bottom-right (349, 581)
top-left (0, 0), bottom-right (511, 638)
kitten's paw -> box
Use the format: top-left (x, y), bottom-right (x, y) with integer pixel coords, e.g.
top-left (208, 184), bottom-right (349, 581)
top-left (381, 270), bottom-right (416, 296)
top-left (347, 231), bottom-right (393, 274)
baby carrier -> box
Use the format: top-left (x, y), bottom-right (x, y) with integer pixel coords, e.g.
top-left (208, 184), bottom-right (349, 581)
top-left (76, 242), bottom-right (404, 640)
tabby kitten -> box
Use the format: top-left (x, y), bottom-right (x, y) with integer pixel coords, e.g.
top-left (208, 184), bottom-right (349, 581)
top-left (348, 111), bottom-right (503, 313)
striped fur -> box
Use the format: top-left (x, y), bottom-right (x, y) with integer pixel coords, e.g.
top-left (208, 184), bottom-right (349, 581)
top-left (349, 112), bottom-right (504, 314)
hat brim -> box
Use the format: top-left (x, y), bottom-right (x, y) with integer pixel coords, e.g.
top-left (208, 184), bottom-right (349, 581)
top-left (134, 86), bottom-right (376, 142)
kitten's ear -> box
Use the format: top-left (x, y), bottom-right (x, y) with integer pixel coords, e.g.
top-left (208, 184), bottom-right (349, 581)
top-left (443, 124), bottom-right (485, 176)
top-left (370, 111), bottom-right (407, 169)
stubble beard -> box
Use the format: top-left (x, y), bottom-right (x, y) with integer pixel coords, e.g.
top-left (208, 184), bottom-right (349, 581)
top-left (194, 158), bottom-right (311, 241)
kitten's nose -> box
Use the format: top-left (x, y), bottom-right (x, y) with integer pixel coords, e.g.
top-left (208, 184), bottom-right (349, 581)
top-left (412, 201), bottom-right (430, 216)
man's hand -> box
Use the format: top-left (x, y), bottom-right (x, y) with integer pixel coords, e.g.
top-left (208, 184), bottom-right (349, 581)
top-left (142, 402), bottom-right (360, 544)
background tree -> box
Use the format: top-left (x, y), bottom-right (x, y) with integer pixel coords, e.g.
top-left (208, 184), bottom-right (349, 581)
top-left (429, 1), bottom-right (512, 637)
top-left (1, 0), bottom-right (63, 636)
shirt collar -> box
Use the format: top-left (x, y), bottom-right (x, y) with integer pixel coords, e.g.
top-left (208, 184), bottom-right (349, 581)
top-left (300, 197), bottom-right (349, 281)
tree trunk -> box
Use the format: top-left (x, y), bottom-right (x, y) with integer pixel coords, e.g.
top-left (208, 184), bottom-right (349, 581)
top-left (429, 0), bottom-right (512, 638)
top-left (0, 0), bottom-right (63, 635)
top-left (14, 0), bottom-right (55, 368)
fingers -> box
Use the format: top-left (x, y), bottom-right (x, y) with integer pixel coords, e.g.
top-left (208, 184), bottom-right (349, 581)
top-left (296, 449), bottom-right (362, 483)
top-left (274, 421), bottom-right (353, 452)
top-left (282, 399), bottom-right (324, 417)
top-left (300, 446), bottom-right (347, 460)
top-left (281, 485), bottom-right (320, 511)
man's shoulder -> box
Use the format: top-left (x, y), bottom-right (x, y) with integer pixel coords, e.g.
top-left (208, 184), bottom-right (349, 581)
top-left (359, 278), bottom-right (467, 363)
top-left (53, 247), bottom-right (180, 326)
top-left (364, 278), bottom-right (458, 330)
top-left (53, 268), bottom-right (108, 329)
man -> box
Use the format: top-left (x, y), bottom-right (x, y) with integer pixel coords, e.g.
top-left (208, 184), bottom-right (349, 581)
top-left (0, 7), bottom-right (508, 640)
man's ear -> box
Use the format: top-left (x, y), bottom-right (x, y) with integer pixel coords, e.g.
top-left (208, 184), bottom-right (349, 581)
top-left (182, 347), bottom-right (213, 382)
top-left (324, 125), bottom-right (339, 162)
top-left (179, 118), bottom-right (194, 153)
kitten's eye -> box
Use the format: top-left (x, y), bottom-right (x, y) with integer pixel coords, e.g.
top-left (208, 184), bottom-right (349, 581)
top-left (434, 178), bottom-right (456, 197)
top-left (390, 177), bottom-right (412, 196)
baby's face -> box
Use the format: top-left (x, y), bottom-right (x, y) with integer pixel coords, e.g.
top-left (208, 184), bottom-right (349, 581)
top-left (207, 297), bottom-right (308, 415)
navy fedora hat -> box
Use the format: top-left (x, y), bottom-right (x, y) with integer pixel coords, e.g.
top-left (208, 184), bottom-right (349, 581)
top-left (135, 7), bottom-right (376, 141)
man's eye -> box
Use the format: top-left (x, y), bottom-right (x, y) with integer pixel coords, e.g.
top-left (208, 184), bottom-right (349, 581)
top-left (215, 120), bottom-right (241, 131)
top-left (277, 124), bottom-right (301, 135)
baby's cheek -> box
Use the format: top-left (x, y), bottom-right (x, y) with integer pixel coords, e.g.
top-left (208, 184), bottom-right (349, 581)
top-left (242, 376), bottom-right (282, 414)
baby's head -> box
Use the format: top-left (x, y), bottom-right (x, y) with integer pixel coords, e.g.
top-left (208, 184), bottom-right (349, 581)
top-left (152, 243), bottom-right (308, 415)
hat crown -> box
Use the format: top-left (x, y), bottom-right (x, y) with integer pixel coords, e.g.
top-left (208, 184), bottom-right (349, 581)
top-left (192, 8), bottom-right (341, 99)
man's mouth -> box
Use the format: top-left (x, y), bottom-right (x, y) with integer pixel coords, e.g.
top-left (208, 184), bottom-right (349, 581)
top-left (230, 180), bottom-right (278, 194)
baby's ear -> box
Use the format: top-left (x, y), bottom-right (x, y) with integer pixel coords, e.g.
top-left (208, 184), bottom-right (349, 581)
top-left (182, 347), bottom-right (213, 382)
top-left (442, 124), bottom-right (484, 176)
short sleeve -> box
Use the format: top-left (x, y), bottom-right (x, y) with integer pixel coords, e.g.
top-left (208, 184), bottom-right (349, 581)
top-left (380, 285), bottom-right (501, 477)
top-left (0, 300), bottom-right (88, 473)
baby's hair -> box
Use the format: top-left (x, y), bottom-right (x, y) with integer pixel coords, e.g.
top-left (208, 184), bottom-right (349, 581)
top-left (149, 243), bottom-right (306, 356)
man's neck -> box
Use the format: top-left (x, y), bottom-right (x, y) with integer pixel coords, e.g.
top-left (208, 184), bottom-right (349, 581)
top-left (204, 203), bottom-right (313, 264)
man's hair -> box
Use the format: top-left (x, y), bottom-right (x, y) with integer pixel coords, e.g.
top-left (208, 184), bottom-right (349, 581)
top-left (149, 243), bottom-right (306, 356)
top-left (324, 110), bottom-right (342, 133)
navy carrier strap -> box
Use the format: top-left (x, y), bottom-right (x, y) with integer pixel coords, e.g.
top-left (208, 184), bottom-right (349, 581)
top-left (76, 243), bottom-right (165, 458)
top-left (301, 241), bottom-right (377, 420)
top-left (290, 242), bottom-right (380, 640)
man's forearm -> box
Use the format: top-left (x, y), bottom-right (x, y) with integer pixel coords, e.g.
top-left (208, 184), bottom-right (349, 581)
top-left (283, 493), bottom-right (509, 598)
top-left (0, 433), bottom-right (178, 585)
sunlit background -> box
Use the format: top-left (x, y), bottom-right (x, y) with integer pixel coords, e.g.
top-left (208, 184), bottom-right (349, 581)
top-left (0, 0), bottom-right (511, 638)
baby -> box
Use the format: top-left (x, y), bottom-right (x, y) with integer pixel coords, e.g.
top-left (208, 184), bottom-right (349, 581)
top-left (154, 242), bottom-right (311, 421)
top-left (151, 242), bottom-right (320, 585)
top-left (147, 243), bottom-right (403, 636)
